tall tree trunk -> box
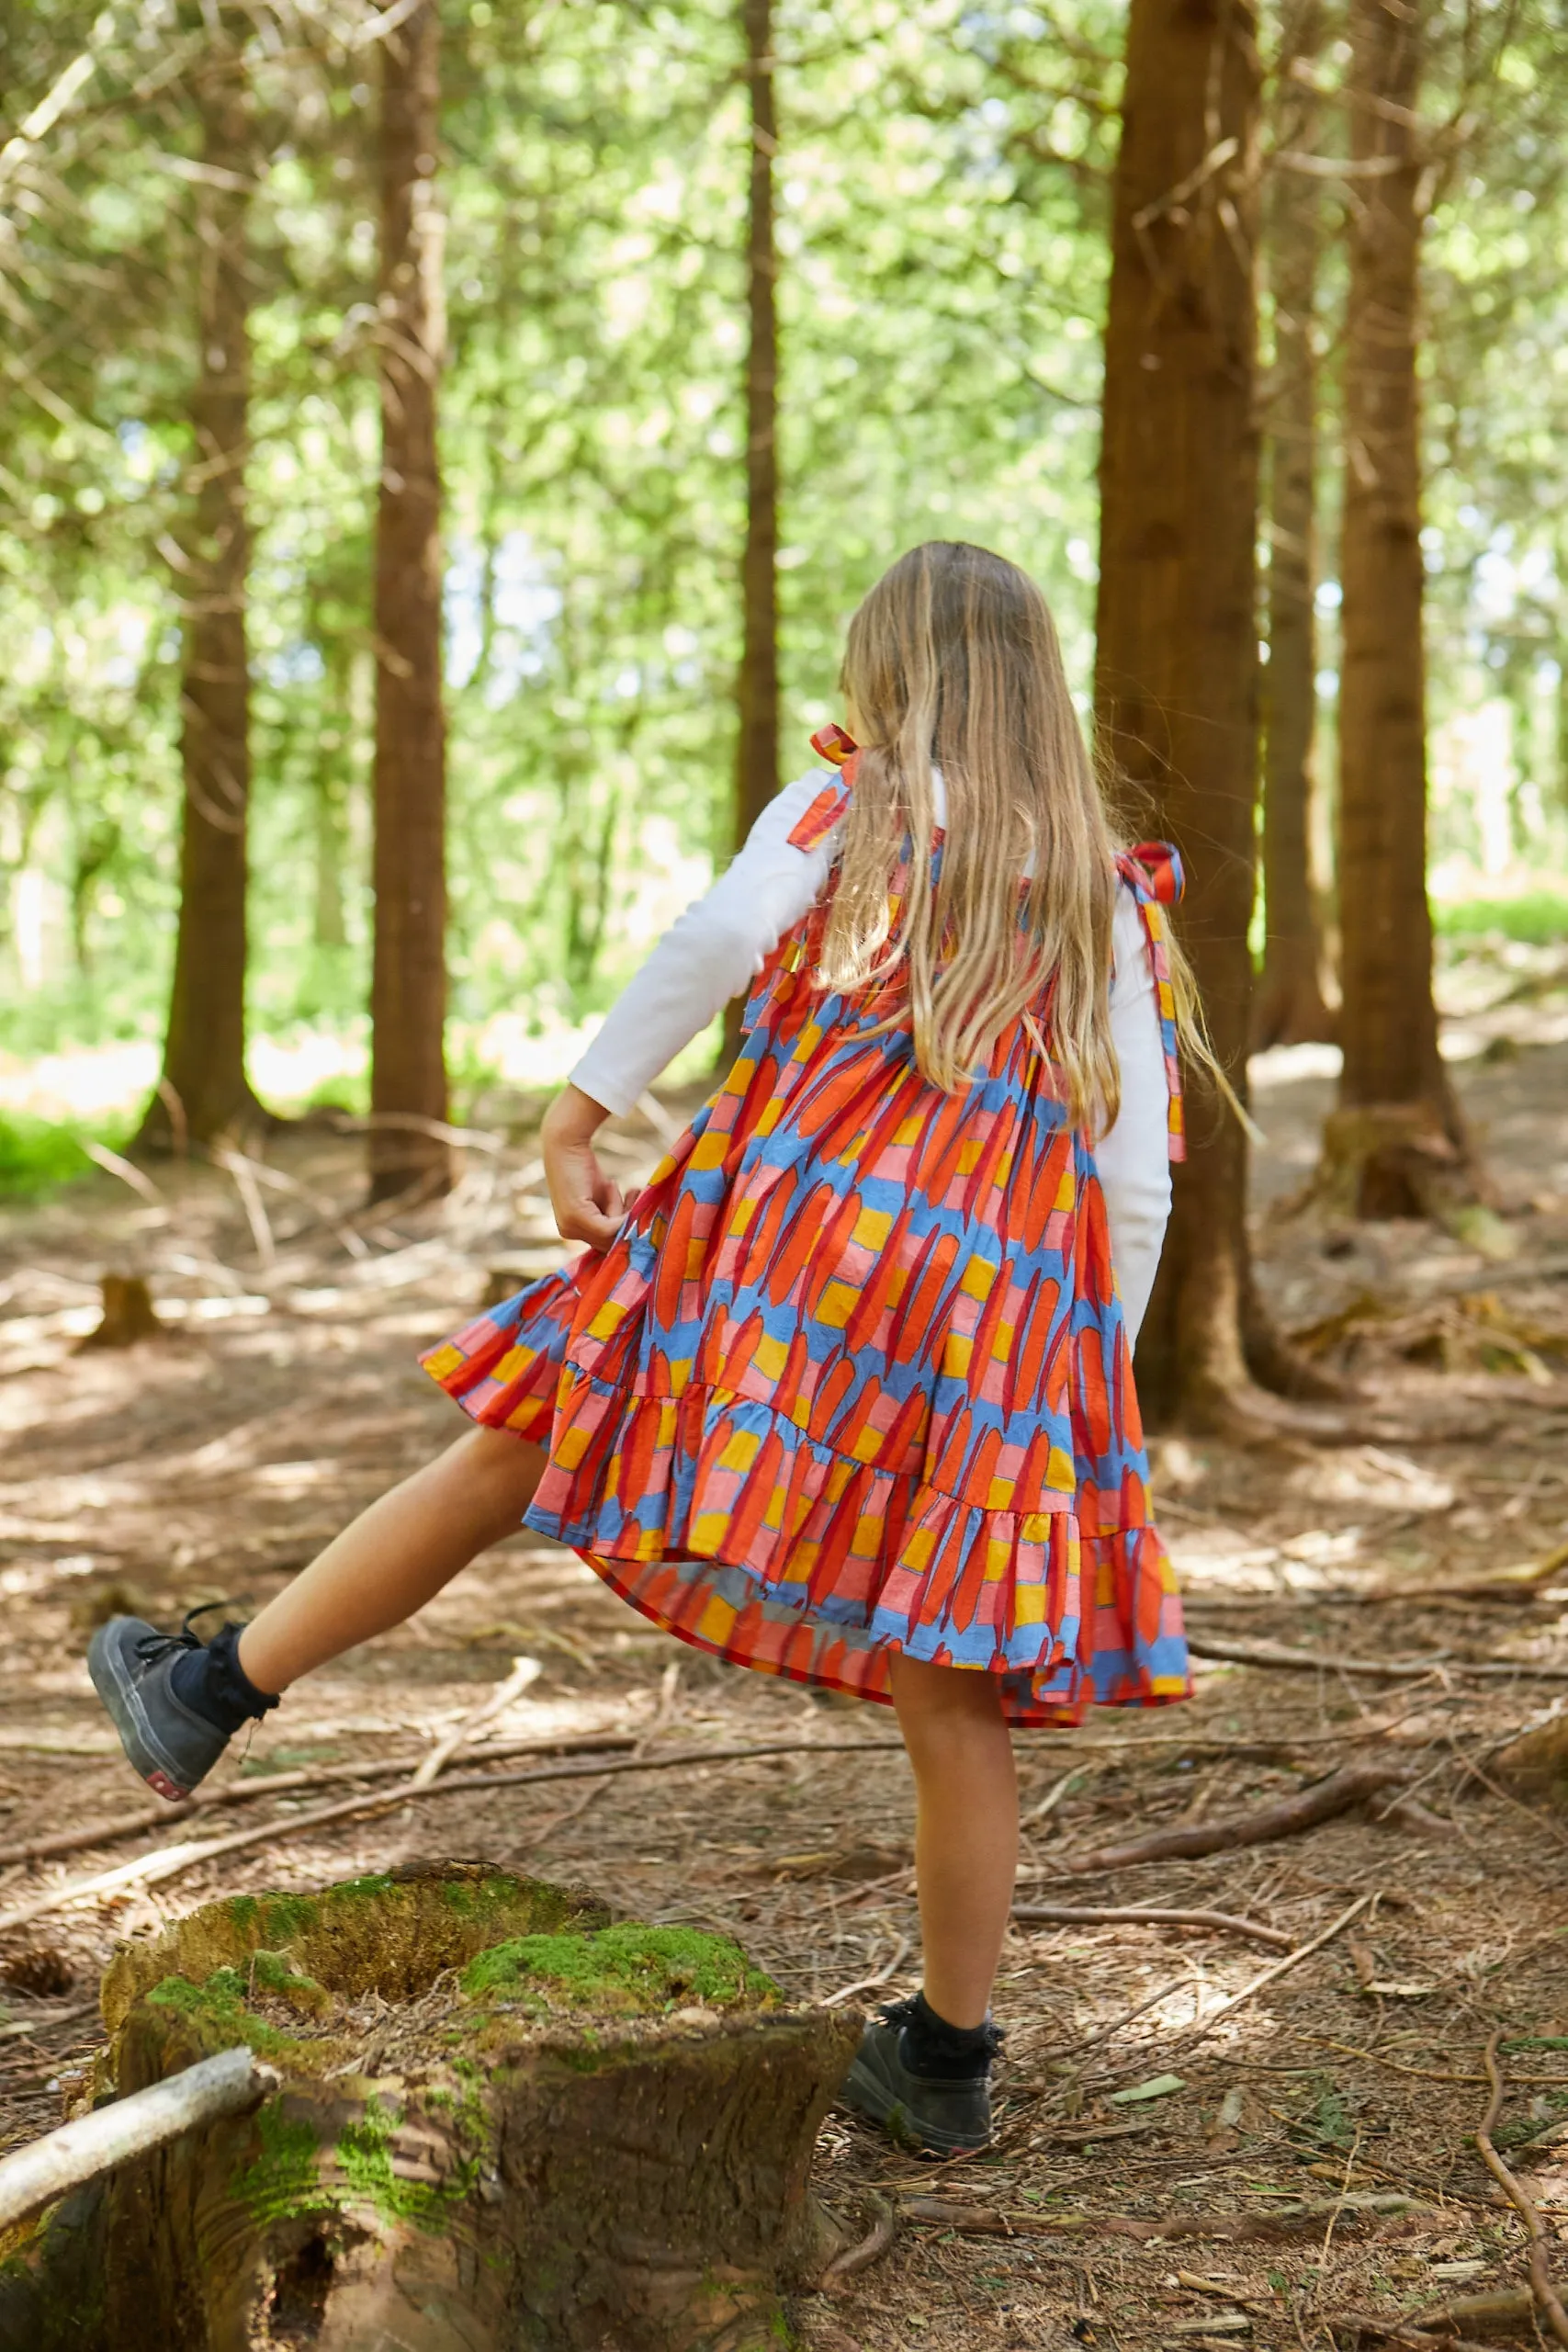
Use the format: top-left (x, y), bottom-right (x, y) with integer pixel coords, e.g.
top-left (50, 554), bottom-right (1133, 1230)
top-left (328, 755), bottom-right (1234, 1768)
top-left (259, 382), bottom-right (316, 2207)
top-left (1253, 1), bottom-right (1337, 1052)
top-left (722, 0), bottom-right (780, 1064)
top-left (1094, 0), bottom-right (1284, 1428)
top-left (137, 58), bottom-right (264, 1153)
top-left (1319, 0), bottom-right (1477, 1219)
top-left (369, 0), bottom-right (450, 1202)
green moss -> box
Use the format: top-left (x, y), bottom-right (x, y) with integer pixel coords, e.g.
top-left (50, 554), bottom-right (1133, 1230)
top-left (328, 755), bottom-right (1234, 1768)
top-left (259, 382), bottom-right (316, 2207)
top-left (248, 1950), bottom-right (332, 2018)
top-left (459, 1924), bottom-right (778, 2018)
top-left (145, 1969), bottom-right (332, 2065)
top-left (231, 2102), bottom-right (324, 2228)
top-left (335, 2094), bottom-right (480, 2233)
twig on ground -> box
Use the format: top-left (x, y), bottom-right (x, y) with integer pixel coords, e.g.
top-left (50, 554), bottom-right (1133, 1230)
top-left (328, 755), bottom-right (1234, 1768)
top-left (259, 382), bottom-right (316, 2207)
top-left (1162, 1893), bottom-right (1376, 2054)
top-left (1013, 1902), bottom-right (1292, 1947)
top-left (0, 2003), bottom-right (96, 2042)
top-left (824, 1934), bottom-right (912, 2008)
top-left (0, 2047), bottom-right (272, 2231)
top-left (0, 1737), bottom-right (908, 1934)
top-left (1048, 1762), bottom-right (1409, 1875)
top-left (1473, 2028), bottom-right (1568, 2346)
top-left (537, 1659), bottom-right (683, 1840)
top-left (0, 1731), bottom-right (643, 1869)
top-left (408, 1655), bottom-right (541, 1789)
top-left (900, 2191), bottom-right (1426, 2245)
top-left (1043, 1972), bottom-right (1202, 2065)
top-left (1189, 1634), bottom-right (1568, 1681)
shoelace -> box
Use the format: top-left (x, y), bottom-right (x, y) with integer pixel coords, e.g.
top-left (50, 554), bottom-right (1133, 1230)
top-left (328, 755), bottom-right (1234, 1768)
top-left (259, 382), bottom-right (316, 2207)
top-left (131, 1598), bottom-right (242, 1669)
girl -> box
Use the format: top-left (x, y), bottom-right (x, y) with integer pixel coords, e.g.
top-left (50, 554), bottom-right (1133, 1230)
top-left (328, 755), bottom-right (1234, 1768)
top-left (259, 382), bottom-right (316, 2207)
top-left (91, 540), bottom-right (1193, 2156)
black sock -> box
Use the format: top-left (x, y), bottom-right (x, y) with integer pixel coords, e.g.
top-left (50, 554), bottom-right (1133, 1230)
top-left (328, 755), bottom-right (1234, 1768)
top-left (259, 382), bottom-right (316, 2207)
top-left (897, 1991), bottom-right (1003, 2082)
top-left (169, 1622), bottom-right (279, 1735)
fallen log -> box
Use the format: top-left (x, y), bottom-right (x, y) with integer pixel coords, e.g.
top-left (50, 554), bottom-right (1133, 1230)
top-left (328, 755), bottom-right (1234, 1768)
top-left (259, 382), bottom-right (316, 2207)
top-left (0, 1861), bottom-right (862, 2352)
top-left (1050, 1761), bottom-right (1409, 1876)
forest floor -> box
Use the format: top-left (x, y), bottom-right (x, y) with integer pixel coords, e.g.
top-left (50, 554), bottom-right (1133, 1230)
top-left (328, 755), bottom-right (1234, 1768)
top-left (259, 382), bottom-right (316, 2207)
top-left (2, 934), bottom-right (1568, 2352)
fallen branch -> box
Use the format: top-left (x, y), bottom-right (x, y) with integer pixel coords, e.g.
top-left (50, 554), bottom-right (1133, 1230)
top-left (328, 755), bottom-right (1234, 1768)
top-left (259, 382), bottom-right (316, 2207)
top-left (1473, 2029), bottom-right (1568, 2346)
top-left (408, 1654), bottom-right (541, 1789)
top-left (0, 1738), bottom-right (907, 1935)
top-left (0, 2046), bottom-right (272, 2231)
top-left (1050, 1762), bottom-right (1408, 1875)
top-left (0, 1730), bottom-right (642, 1869)
top-left (901, 2189), bottom-right (1427, 2245)
top-left (1013, 1903), bottom-right (1292, 1948)
top-left (1190, 1634), bottom-right (1568, 1682)
top-left (1166, 1892), bottom-right (1375, 2052)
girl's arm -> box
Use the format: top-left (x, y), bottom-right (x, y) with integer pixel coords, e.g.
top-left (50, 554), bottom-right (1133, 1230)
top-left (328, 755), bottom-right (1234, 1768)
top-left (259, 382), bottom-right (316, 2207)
top-left (1095, 889), bottom-right (1175, 1342)
top-left (542, 772), bottom-right (842, 1249)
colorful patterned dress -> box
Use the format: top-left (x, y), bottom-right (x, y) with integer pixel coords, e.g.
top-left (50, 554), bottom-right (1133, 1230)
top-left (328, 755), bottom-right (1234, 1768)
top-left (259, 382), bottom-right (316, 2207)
top-left (421, 769), bottom-right (1190, 1726)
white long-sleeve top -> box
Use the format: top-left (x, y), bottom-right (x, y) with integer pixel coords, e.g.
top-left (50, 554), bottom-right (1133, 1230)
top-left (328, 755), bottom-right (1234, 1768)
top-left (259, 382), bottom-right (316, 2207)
top-left (571, 770), bottom-right (1173, 1340)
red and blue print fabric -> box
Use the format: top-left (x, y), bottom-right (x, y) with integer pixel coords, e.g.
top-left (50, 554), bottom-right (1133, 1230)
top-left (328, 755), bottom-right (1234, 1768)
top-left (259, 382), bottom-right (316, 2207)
top-left (421, 753), bottom-right (1190, 1725)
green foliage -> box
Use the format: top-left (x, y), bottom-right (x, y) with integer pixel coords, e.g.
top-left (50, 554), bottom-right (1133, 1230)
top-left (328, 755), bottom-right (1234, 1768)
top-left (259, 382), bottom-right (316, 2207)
top-left (1434, 891), bottom-right (1568, 944)
top-left (0, 1114), bottom-right (91, 1199)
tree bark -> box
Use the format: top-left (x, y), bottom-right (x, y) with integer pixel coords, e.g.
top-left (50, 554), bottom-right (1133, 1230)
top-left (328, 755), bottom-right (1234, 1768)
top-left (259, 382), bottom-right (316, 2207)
top-left (1093, 0), bottom-right (1274, 1427)
top-left (1254, 4), bottom-right (1337, 1053)
top-left (3, 1864), bottom-right (862, 2352)
top-left (1323, 0), bottom-right (1478, 1219)
top-left (369, 0), bottom-right (450, 1203)
top-left (136, 60), bottom-right (265, 1154)
top-left (722, 0), bottom-right (780, 1064)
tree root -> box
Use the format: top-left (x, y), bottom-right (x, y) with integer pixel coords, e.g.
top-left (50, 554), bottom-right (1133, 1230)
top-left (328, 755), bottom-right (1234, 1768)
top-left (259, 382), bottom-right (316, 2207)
top-left (1473, 2029), bottom-right (1568, 2346)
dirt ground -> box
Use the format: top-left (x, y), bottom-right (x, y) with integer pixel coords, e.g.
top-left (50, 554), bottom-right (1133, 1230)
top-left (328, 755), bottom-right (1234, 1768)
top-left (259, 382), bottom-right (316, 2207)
top-left (3, 935), bottom-right (1568, 2351)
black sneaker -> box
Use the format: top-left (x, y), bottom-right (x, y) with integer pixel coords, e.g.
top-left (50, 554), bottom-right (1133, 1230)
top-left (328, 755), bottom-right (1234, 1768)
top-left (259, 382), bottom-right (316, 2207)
top-left (87, 1611), bottom-right (255, 1801)
top-left (840, 1996), bottom-right (1001, 2154)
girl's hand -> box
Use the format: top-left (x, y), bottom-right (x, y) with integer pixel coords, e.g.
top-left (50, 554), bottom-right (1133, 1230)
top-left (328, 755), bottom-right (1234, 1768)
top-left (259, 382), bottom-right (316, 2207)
top-left (541, 1085), bottom-right (625, 1252)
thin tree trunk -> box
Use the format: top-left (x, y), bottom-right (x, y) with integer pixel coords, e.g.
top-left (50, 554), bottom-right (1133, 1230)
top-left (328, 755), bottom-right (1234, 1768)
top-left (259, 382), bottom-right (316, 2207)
top-left (1094, 0), bottom-right (1282, 1428)
top-left (1321, 0), bottom-right (1478, 1219)
top-left (1254, 1), bottom-right (1337, 1052)
top-left (137, 60), bottom-right (264, 1153)
top-left (722, 0), bottom-right (780, 1063)
top-left (369, 0), bottom-right (450, 1202)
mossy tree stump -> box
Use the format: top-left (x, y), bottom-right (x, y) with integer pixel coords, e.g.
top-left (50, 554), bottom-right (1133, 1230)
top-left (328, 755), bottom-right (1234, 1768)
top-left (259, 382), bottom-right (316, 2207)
top-left (5, 1862), bottom-right (861, 2352)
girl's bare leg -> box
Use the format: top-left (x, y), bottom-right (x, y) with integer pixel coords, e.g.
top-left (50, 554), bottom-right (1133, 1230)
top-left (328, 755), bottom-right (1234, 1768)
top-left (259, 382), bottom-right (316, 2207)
top-left (887, 1653), bottom-right (1018, 2029)
top-left (237, 1426), bottom-right (545, 1696)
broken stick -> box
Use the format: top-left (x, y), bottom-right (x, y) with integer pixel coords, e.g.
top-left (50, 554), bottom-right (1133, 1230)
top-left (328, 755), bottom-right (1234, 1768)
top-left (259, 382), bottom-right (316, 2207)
top-left (1013, 1903), bottom-right (1292, 1949)
top-left (0, 2046), bottom-right (272, 2231)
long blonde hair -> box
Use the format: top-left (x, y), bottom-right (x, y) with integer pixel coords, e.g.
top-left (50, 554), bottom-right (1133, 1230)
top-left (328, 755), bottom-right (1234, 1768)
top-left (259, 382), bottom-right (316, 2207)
top-left (822, 540), bottom-right (1123, 1126)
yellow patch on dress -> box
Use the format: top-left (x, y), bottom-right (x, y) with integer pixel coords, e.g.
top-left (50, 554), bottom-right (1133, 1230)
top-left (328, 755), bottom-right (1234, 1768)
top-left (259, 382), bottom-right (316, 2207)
top-left (421, 1343), bottom-right (464, 1379)
top-left (816, 1280), bottom-right (859, 1329)
top-left (752, 1330), bottom-right (788, 1380)
top-left (717, 1425), bottom-right (761, 1474)
top-left (943, 1334), bottom-right (973, 1377)
top-left (902, 1524), bottom-right (936, 1574)
top-left (1046, 1444), bottom-right (1076, 1491)
top-left (1012, 1582), bottom-right (1046, 1625)
top-left (989, 1318), bottom-right (1016, 1363)
top-left (959, 1256), bottom-right (998, 1302)
top-left (985, 1473), bottom-right (1016, 1512)
top-left (696, 1591), bottom-right (738, 1645)
top-left (852, 1205), bottom-right (894, 1250)
top-left (692, 1511), bottom-right (733, 1553)
top-left (554, 1423), bottom-right (591, 1471)
top-left (689, 1129), bottom-right (730, 1171)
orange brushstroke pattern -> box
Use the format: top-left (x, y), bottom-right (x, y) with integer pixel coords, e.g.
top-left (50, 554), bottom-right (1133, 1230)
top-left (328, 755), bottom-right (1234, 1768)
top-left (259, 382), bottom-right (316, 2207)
top-left (421, 767), bottom-right (1189, 1724)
